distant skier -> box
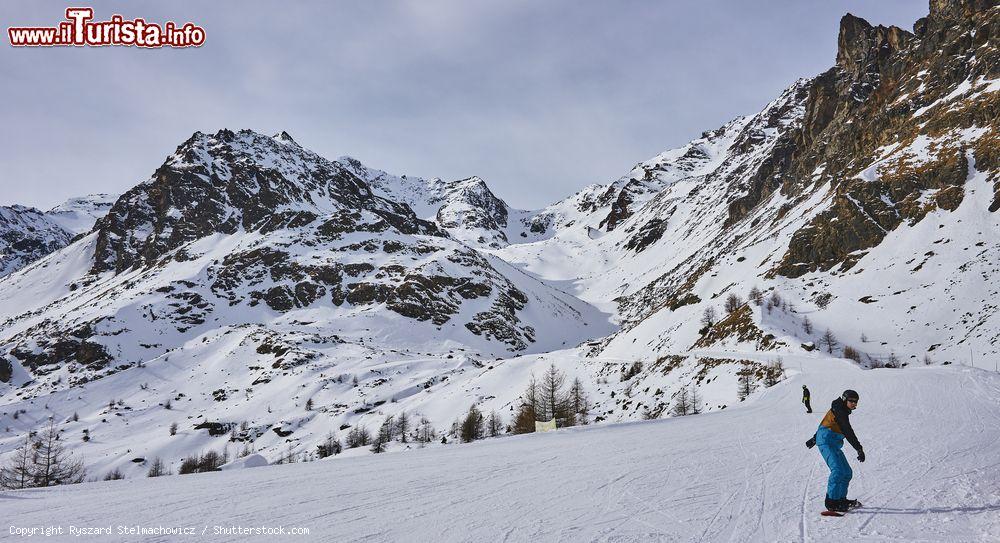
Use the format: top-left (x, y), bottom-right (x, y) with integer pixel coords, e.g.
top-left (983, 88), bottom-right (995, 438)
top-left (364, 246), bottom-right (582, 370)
top-left (805, 389), bottom-right (864, 513)
top-left (802, 385), bottom-right (812, 413)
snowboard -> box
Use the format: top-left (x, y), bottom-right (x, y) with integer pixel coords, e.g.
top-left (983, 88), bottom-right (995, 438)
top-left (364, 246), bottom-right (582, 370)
top-left (821, 500), bottom-right (863, 517)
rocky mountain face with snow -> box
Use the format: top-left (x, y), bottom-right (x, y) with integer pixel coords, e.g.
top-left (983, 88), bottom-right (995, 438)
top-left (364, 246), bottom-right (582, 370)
top-left (0, 0), bottom-right (997, 477)
top-left (499, 0), bottom-right (999, 417)
top-left (0, 194), bottom-right (114, 278)
top-left (339, 158), bottom-right (514, 249)
top-left (0, 206), bottom-right (73, 278)
top-left (1, 129), bottom-right (605, 383)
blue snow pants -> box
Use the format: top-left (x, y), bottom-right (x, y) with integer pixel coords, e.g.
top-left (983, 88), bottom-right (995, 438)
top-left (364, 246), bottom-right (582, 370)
top-left (816, 426), bottom-right (852, 500)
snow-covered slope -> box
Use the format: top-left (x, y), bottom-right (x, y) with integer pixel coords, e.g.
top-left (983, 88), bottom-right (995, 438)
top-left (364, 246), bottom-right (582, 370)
top-left (46, 193), bottom-right (116, 235)
top-left (5, 357), bottom-right (998, 542)
top-left (339, 157), bottom-right (515, 249)
top-left (1, 0), bottom-right (998, 506)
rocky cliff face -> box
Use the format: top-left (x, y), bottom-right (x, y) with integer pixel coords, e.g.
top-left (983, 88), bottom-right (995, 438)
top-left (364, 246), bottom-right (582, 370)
top-left (0, 130), bottom-right (609, 395)
top-left (498, 0), bottom-right (999, 371)
top-left (340, 158), bottom-right (514, 249)
top-left (773, 1), bottom-right (999, 277)
top-left (0, 194), bottom-right (116, 279)
top-left (90, 130), bottom-right (442, 275)
top-left (0, 205), bottom-right (73, 277)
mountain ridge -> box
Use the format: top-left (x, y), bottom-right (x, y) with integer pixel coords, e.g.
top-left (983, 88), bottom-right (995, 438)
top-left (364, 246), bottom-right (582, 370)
top-left (0, 0), bottom-right (997, 479)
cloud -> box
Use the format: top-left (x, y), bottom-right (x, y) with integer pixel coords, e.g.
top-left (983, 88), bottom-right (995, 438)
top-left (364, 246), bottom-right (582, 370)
top-left (0, 0), bottom-right (928, 210)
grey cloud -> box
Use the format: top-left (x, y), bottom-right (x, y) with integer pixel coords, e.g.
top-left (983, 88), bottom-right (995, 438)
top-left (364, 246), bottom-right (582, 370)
top-left (0, 0), bottom-right (928, 210)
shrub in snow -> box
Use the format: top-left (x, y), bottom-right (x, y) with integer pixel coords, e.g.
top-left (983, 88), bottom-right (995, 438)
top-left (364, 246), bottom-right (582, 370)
top-left (843, 346), bottom-right (862, 363)
top-left (724, 294), bottom-right (744, 315)
top-left (147, 457), bottom-right (170, 477)
top-left (737, 369), bottom-right (756, 402)
top-left (700, 307), bottom-right (717, 329)
top-left (820, 329), bottom-right (839, 353)
top-left (316, 432), bottom-right (341, 458)
top-left (763, 359), bottom-right (785, 387)
top-left (178, 449), bottom-right (226, 474)
top-left (621, 361), bottom-right (643, 382)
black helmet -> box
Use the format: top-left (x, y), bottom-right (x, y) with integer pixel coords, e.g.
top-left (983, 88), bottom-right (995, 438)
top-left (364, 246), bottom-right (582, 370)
top-left (802, 384), bottom-right (807, 388)
top-left (841, 389), bottom-right (859, 402)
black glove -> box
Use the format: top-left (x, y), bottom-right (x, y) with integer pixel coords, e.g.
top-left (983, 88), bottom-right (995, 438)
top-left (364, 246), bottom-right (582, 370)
top-left (857, 449), bottom-right (866, 462)
top-left (805, 436), bottom-right (816, 449)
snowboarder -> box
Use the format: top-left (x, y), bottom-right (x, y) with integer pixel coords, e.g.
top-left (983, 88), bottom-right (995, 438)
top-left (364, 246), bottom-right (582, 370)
top-left (802, 385), bottom-right (812, 413)
top-left (805, 389), bottom-right (865, 513)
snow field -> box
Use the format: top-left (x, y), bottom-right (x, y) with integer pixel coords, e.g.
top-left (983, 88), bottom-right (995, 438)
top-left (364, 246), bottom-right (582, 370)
top-left (4, 357), bottom-right (999, 542)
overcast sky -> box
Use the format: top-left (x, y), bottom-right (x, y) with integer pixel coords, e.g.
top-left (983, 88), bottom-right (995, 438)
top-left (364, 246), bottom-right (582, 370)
top-left (1, 1), bottom-right (928, 210)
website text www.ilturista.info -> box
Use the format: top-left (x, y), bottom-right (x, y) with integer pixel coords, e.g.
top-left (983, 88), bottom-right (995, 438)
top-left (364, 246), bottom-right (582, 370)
top-left (8, 7), bottom-right (205, 48)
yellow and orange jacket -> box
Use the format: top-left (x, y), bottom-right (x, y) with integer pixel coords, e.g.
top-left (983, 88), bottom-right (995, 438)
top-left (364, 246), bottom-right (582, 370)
top-left (819, 398), bottom-right (863, 452)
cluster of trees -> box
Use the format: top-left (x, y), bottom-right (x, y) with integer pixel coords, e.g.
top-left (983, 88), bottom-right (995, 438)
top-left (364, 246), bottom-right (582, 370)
top-left (512, 364), bottom-right (590, 434)
top-left (869, 351), bottom-right (903, 369)
top-left (670, 385), bottom-right (703, 417)
top-left (844, 333), bottom-right (912, 368)
top-left (450, 405), bottom-right (505, 443)
top-left (353, 413), bottom-right (437, 454)
top-left (737, 358), bottom-right (785, 402)
top-left (804, 323), bottom-right (908, 370)
top-left (316, 431), bottom-right (342, 458)
top-left (621, 361), bottom-right (643, 382)
top-left (700, 289), bottom-right (760, 333)
top-left (345, 425), bottom-right (371, 448)
top-left (178, 449), bottom-right (227, 474)
top-left (0, 421), bottom-right (85, 489)
top-left (749, 286), bottom-right (806, 315)
top-left (147, 457), bottom-right (171, 477)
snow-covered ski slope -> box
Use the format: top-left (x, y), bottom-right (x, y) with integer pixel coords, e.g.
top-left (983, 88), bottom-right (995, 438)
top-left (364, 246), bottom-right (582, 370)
top-left (6, 355), bottom-right (999, 542)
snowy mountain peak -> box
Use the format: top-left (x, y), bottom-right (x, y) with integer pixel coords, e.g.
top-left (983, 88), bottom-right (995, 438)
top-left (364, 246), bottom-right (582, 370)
top-left (46, 193), bottom-right (116, 235)
top-left (93, 128), bottom-right (439, 274)
top-left (335, 156), bottom-right (514, 248)
top-left (272, 130), bottom-right (299, 146)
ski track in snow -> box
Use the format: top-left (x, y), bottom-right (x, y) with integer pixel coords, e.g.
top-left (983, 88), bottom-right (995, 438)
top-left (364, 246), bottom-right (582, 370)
top-left (3, 357), bottom-right (999, 542)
